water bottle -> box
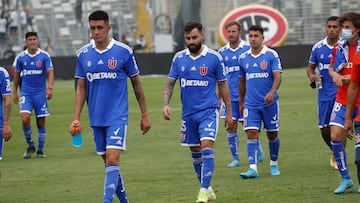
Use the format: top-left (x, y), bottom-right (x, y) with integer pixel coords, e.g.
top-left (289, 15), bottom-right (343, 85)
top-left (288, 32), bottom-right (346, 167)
top-left (72, 133), bottom-right (82, 148)
top-left (314, 68), bottom-right (323, 89)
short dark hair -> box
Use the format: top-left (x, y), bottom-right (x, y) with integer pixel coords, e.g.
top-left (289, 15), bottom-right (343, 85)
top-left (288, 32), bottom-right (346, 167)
top-left (184, 21), bottom-right (203, 33)
top-left (25, 31), bottom-right (37, 39)
top-left (327, 16), bottom-right (338, 22)
top-left (248, 25), bottom-right (264, 35)
top-left (89, 10), bottom-right (109, 22)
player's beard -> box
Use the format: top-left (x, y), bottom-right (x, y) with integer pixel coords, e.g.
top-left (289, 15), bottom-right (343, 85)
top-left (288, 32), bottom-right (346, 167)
top-left (187, 43), bottom-right (202, 53)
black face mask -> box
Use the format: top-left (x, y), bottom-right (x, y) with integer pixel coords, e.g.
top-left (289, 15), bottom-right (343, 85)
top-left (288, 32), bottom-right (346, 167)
top-left (188, 43), bottom-right (202, 53)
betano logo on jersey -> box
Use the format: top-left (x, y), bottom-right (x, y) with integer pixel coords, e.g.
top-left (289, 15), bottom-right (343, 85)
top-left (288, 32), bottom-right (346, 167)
top-left (86, 72), bottom-right (117, 82)
top-left (246, 72), bottom-right (269, 80)
top-left (22, 69), bottom-right (43, 76)
top-left (180, 78), bottom-right (209, 87)
top-left (218, 4), bottom-right (289, 47)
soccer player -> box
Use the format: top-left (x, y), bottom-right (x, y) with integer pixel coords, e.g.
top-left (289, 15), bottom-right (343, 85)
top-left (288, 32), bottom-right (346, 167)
top-left (306, 16), bottom-right (340, 170)
top-left (328, 12), bottom-right (360, 194)
top-left (69, 10), bottom-right (150, 203)
top-left (344, 51), bottom-right (360, 194)
top-left (239, 25), bottom-right (282, 179)
top-left (218, 21), bottom-right (264, 168)
top-left (13, 31), bottom-right (54, 159)
top-left (0, 66), bottom-right (12, 160)
top-left (163, 21), bottom-right (234, 203)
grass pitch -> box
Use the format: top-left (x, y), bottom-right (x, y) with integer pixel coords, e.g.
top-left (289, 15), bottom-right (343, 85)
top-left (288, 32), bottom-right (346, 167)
top-left (0, 68), bottom-right (358, 202)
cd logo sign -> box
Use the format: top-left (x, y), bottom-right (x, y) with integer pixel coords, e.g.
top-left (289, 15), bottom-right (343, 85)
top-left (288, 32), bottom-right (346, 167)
top-left (218, 4), bottom-right (289, 47)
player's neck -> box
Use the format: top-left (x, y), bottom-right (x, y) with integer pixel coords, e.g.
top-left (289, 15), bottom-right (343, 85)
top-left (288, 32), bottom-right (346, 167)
top-left (251, 45), bottom-right (263, 55)
top-left (327, 37), bottom-right (339, 46)
top-left (95, 38), bottom-right (111, 51)
top-left (229, 40), bottom-right (240, 49)
top-left (27, 48), bottom-right (37, 55)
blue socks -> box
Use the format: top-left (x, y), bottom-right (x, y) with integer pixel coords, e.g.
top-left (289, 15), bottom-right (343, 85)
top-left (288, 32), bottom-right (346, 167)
top-left (191, 151), bottom-right (202, 182)
top-left (201, 148), bottom-right (214, 189)
top-left (115, 168), bottom-right (128, 203)
top-left (332, 140), bottom-right (350, 179)
top-left (247, 139), bottom-right (258, 164)
top-left (227, 132), bottom-right (239, 161)
top-left (104, 164), bottom-right (120, 203)
top-left (38, 128), bottom-right (46, 152)
top-left (23, 126), bottom-right (34, 147)
top-left (23, 127), bottom-right (47, 152)
top-left (104, 164), bottom-right (128, 203)
top-left (269, 137), bottom-right (280, 161)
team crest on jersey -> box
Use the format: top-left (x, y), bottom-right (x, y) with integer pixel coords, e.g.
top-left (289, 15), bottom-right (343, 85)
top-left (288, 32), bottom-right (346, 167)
top-left (199, 65), bottom-right (208, 76)
top-left (36, 60), bottom-right (42, 68)
top-left (108, 59), bottom-right (117, 69)
top-left (260, 61), bottom-right (268, 70)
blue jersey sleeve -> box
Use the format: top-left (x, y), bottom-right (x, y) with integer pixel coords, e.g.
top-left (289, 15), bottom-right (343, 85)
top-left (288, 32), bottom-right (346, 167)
top-left (0, 67), bottom-right (11, 95)
top-left (124, 54), bottom-right (140, 77)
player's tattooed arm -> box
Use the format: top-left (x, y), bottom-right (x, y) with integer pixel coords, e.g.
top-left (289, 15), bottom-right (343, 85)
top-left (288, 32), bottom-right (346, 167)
top-left (130, 74), bottom-right (148, 114)
top-left (163, 78), bottom-right (176, 106)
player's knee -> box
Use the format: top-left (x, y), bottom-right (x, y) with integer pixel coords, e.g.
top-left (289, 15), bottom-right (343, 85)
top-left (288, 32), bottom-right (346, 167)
top-left (246, 129), bottom-right (258, 139)
top-left (266, 131), bottom-right (278, 140)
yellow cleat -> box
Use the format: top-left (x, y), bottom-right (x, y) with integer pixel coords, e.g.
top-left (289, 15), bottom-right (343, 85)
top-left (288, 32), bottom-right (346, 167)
top-left (207, 186), bottom-right (216, 201)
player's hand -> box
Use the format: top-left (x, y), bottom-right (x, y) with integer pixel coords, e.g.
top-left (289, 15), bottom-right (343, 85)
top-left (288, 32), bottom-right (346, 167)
top-left (163, 105), bottom-right (171, 120)
top-left (140, 112), bottom-right (151, 135)
top-left (309, 74), bottom-right (321, 83)
top-left (344, 118), bottom-right (354, 140)
top-left (69, 120), bottom-right (82, 136)
top-left (264, 92), bottom-right (275, 104)
top-left (2, 122), bottom-right (12, 141)
top-left (12, 93), bottom-right (19, 104)
top-left (225, 114), bottom-right (235, 132)
top-left (46, 87), bottom-right (53, 100)
top-left (331, 72), bottom-right (344, 87)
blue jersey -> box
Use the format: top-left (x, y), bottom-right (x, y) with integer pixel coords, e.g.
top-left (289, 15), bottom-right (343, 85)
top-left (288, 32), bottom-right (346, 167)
top-left (308, 37), bottom-right (337, 102)
top-left (218, 40), bottom-right (250, 101)
top-left (239, 46), bottom-right (282, 108)
top-left (14, 49), bottom-right (53, 95)
top-left (168, 46), bottom-right (227, 117)
top-left (75, 39), bottom-right (139, 126)
top-left (0, 67), bottom-right (11, 124)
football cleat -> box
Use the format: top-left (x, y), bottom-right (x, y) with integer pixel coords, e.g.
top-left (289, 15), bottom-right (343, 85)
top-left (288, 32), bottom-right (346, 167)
top-left (270, 165), bottom-right (280, 176)
top-left (333, 178), bottom-right (354, 194)
top-left (227, 159), bottom-right (240, 168)
top-left (37, 151), bottom-right (46, 158)
top-left (240, 168), bottom-right (259, 179)
top-left (207, 186), bottom-right (216, 201)
top-left (23, 146), bottom-right (36, 159)
top-left (196, 189), bottom-right (209, 203)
